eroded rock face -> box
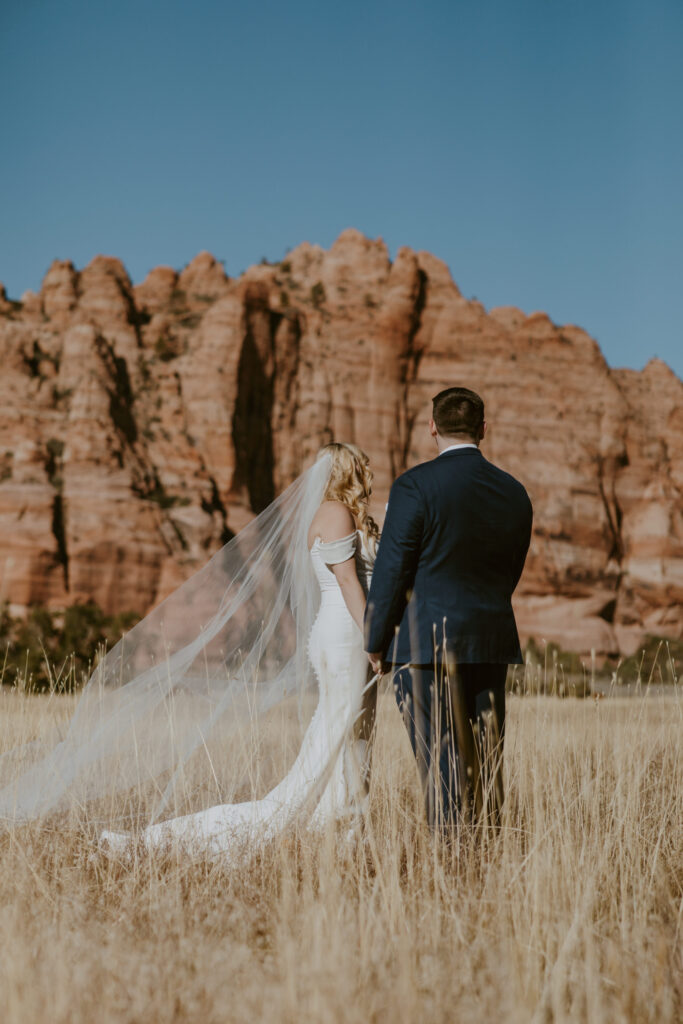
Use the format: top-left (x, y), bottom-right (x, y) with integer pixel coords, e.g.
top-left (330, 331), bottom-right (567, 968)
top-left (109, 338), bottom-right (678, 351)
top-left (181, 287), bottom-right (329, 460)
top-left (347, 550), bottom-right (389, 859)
top-left (0, 231), bottom-right (681, 655)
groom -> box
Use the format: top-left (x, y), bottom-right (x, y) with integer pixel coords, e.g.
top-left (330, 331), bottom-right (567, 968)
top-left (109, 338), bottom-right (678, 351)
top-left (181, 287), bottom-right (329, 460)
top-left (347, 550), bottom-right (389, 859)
top-left (364, 386), bottom-right (533, 828)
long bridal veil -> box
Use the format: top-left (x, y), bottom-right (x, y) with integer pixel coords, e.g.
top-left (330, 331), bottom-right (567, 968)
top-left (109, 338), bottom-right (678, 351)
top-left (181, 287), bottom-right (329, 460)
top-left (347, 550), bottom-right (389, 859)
top-left (0, 452), bottom-right (334, 829)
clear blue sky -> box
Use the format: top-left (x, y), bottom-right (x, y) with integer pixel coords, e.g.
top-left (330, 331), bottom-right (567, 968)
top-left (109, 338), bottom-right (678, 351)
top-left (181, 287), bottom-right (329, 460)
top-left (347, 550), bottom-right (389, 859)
top-left (1, 0), bottom-right (681, 376)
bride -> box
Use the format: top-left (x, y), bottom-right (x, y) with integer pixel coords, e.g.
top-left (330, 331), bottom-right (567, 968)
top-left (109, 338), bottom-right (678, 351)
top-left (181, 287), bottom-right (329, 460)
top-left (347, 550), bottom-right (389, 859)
top-left (0, 443), bottom-right (380, 857)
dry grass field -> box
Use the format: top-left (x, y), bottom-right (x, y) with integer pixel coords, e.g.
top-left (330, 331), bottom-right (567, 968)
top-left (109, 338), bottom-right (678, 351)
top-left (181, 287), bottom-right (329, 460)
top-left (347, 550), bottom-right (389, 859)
top-left (0, 685), bottom-right (681, 1023)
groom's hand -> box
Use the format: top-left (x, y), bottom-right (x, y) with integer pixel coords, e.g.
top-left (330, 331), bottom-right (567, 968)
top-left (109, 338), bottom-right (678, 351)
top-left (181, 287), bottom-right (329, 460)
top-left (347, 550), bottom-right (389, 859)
top-left (367, 652), bottom-right (384, 675)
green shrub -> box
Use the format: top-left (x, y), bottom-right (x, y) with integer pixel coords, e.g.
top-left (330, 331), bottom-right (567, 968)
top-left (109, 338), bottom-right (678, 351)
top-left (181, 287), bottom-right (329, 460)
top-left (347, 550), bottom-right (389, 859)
top-left (507, 635), bottom-right (681, 697)
top-left (0, 602), bottom-right (140, 692)
top-left (607, 635), bottom-right (682, 685)
top-left (511, 639), bottom-right (592, 697)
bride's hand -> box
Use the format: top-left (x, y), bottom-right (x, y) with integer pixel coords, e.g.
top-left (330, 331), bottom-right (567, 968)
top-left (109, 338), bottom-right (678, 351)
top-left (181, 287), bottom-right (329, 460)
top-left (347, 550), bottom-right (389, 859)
top-left (367, 652), bottom-right (383, 675)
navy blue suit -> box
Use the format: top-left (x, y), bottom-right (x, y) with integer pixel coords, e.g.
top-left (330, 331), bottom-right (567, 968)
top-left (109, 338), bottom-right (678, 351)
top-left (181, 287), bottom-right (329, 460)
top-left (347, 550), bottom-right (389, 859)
top-left (364, 446), bottom-right (532, 826)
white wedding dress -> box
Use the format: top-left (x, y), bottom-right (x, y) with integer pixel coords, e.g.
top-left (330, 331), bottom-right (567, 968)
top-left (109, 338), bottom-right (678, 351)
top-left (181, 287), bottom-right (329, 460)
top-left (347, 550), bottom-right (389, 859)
top-left (100, 529), bottom-right (376, 857)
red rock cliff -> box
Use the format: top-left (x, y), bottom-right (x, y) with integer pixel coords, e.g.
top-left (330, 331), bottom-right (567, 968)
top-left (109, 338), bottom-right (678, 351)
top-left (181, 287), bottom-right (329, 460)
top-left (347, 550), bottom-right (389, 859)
top-left (1, 230), bottom-right (681, 655)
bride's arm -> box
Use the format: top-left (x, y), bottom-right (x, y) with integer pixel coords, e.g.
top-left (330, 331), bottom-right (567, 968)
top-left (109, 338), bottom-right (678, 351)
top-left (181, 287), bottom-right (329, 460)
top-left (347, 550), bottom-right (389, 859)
top-left (312, 501), bottom-right (367, 634)
top-left (330, 557), bottom-right (367, 634)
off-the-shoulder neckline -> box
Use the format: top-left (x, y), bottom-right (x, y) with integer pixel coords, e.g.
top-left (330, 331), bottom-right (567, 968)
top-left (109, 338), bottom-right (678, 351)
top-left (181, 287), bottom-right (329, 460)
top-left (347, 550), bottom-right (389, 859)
top-left (310, 529), bottom-right (359, 549)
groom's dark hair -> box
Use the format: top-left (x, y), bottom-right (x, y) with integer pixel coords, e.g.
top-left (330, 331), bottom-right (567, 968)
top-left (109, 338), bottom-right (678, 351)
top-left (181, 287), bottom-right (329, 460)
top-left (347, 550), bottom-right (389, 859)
top-left (432, 386), bottom-right (485, 439)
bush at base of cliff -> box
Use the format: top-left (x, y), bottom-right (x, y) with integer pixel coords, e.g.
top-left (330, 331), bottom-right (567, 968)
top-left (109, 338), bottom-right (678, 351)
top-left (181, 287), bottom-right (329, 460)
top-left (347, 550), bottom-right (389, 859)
top-left (0, 602), bottom-right (140, 692)
top-left (605, 635), bottom-right (683, 686)
top-left (506, 638), bottom-right (595, 697)
top-left (506, 636), bottom-right (681, 697)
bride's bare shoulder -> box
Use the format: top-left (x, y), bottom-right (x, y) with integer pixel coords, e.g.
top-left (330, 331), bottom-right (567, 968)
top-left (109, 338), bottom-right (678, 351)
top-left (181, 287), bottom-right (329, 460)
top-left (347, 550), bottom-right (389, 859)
top-left (308, 501), bottom-right (355, 546)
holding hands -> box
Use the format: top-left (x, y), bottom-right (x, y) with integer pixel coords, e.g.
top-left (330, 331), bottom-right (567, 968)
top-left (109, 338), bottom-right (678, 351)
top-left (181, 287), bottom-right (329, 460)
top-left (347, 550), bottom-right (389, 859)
top-left (367, 652), bottom-right (384, 675)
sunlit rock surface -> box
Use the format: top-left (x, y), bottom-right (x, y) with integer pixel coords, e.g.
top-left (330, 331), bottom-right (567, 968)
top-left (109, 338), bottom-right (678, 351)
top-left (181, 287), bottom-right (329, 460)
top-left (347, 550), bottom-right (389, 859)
top-left (1, 230), bottom-right (681, 655)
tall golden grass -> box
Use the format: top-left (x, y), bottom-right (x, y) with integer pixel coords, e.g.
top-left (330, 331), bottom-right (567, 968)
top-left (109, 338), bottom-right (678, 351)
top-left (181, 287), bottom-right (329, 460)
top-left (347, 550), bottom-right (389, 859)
top-left (0, 684), bottom-right (680, 1023)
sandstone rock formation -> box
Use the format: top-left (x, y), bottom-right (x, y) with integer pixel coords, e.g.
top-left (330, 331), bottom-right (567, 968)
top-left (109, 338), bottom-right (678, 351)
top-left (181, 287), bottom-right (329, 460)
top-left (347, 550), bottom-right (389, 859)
top-left (1, 229), bottom-right (681, 656)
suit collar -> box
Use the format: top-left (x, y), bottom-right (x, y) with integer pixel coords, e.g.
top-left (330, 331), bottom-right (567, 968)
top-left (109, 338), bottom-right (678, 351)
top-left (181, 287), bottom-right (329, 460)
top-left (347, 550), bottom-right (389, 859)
top-left (437, 446), bottom-right (483, 459)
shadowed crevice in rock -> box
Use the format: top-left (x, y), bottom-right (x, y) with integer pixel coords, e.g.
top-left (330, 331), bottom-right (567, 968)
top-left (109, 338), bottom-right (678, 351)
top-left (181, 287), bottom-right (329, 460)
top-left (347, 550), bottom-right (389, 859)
top-left (272, 311), bottom-right (303, 490)
top-left (44, 439), bottom-right (69, 591)
top-left (596, 455), bottom-right (625, 564)
top-left (598, 597), bottom-right (617, 623)
top-left (231, 308), bottom-right (277, 514)
top-left (201, 477), bottom-right (235, 547)
top-left (398, 267), bottom-right (428, 472)
top-left (95, 335), bottom-right (138, 452)
top-left (51, 492), bottom-right (69, 591)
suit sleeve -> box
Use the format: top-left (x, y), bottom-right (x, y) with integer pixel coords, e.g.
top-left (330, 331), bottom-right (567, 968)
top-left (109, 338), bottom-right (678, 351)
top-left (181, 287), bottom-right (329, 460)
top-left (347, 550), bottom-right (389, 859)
top-left (364, 473), bottom-right (425, 656)
top-left (511, 492), bottom-right (533, 592)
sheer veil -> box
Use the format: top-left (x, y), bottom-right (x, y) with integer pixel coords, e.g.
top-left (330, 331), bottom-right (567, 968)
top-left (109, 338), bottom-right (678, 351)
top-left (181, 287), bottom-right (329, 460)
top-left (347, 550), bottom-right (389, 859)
top-left (0, 452), bottom-right (334, 828)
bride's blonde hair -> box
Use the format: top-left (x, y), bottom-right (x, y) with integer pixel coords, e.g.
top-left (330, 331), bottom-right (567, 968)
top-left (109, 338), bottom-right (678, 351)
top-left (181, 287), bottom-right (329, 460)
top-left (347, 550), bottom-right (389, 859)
top-left (320, 442), bottom-right (380, 550)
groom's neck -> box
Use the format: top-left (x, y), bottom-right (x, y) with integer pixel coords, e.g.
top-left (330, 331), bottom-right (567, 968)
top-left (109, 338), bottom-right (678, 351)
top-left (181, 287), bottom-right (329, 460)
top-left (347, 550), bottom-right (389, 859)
top-left (434, 433), bottom-right (479, 454)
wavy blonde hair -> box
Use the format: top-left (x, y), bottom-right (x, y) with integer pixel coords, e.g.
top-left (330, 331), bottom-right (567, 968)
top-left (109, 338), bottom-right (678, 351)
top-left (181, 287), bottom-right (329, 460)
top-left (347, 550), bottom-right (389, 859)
top-left (320, 442), bottom-right (380, 551)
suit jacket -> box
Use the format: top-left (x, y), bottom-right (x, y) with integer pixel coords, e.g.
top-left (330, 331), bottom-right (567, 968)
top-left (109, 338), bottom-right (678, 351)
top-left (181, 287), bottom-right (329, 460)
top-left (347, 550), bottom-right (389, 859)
top-left (364, 447), bottom-right (533, 665)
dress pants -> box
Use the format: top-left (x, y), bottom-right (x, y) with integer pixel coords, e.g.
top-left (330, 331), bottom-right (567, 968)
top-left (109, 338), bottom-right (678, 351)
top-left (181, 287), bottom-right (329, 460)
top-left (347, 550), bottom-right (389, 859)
top-left (392, 662), bottom-right (507, 828)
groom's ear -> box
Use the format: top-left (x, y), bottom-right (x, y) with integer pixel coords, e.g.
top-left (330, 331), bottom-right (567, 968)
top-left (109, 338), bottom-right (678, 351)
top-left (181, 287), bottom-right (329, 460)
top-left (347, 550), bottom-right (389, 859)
top-left (481, 420), bottom-right (488, 441)
top-left (429, 417), bottom-right (438, 439)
